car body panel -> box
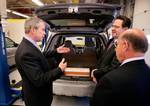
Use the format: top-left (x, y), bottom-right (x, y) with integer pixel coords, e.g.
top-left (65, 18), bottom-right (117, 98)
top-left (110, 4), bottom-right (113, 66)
top-left (35, 3), bottom-right (121, 31)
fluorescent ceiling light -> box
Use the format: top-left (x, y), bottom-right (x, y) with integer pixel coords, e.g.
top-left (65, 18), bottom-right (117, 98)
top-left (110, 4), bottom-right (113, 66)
top-left (12, 11), bottom-right (30, 18)
top-left (32, 0), bottom-right (44, 6)
top-left (6, 9), bottom-right (11, 12)
top-left (52, 0), bottom-right (57, 4)
top-left (6, 9), bottom-right (30, 18)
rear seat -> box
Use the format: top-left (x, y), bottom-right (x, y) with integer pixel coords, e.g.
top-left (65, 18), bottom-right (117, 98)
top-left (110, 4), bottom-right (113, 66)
top-left (62, 46), bottom-right (97, 70)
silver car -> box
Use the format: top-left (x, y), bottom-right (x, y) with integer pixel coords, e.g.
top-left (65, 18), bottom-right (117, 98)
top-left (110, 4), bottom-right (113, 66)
top-left (5, 37), bottom-right (18, 67)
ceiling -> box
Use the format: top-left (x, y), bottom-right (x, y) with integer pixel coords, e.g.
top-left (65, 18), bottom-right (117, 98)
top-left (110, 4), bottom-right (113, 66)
top-left (6, 0), bottom-right (121, 18)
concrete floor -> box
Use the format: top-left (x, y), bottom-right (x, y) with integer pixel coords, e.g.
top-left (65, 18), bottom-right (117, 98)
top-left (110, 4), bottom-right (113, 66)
top-left (10, 68), bottom-right (90, 106)
top-left (12, 95), bottom-right (90, 106)
top-left (52, 95), bottom-right (89, 106)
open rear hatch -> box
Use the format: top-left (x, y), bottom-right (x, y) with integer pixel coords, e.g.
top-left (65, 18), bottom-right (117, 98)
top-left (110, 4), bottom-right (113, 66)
top-left (35, 3), bottom-right (121, 32)
top-left (35, 3), bottom-right (121, 79)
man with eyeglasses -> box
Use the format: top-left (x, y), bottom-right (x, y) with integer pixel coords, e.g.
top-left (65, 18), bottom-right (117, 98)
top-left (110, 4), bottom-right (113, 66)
top-left (91, 28), bottom-right (150, 106)
top-left (91, 15), bottom-right (131, 83)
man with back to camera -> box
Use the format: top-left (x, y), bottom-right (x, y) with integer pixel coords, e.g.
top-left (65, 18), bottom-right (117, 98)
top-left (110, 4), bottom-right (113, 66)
top-left (15, 17), bottom-right (70, 106)
top-left (91, 15), bottom-right (131, 83)
top-left (91, 28), bottom-right (150, 106)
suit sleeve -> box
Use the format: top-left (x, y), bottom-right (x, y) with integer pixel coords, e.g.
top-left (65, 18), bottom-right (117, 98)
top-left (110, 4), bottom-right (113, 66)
top-left (91, 77), bottom-right (113, 106)
top-left (20, 53), bottom-right (63, 87)
top-left (94, 55), bottom-right (120, 81)
top-left (43, 50), bottom-right (62, 68)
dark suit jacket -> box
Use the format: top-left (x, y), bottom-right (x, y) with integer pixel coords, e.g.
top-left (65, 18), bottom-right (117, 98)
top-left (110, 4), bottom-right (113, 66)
top-left (93, 39), bottom-right (120, 81)
top-left (15, 38), bottom-right (63, 106)
top-left (91, 60), bottom-right (150, 106)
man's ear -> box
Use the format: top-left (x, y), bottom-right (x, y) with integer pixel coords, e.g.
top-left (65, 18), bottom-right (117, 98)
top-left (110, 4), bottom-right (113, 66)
top-left (124, 40), bottom-right (130, 51)
top-left (123, 27), bottom-right (128, 31)
top-left (30, 27), bottom-right (35, 33)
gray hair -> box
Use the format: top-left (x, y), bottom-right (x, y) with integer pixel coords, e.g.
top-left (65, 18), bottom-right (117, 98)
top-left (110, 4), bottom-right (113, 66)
top-left (24, 17), bottom-right (45, 34)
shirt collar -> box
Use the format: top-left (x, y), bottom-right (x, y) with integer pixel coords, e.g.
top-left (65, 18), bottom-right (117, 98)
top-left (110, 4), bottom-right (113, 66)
top-left (24, 35), bottom-right (38, 49)
top-left (121, 56), bottom-right (145, 66)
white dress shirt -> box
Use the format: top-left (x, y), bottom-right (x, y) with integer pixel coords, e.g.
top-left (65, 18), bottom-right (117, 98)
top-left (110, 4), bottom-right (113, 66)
top-left (24, 35), bottom-right (41, 50)
top-left (121, 56), bottom-right (145, 66)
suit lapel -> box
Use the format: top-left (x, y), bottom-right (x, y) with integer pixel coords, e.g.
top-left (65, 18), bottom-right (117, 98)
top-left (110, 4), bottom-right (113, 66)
top-left (23, 38), bottom-right (42, 53)
top-left (22, 38), bottom-right (50, 71)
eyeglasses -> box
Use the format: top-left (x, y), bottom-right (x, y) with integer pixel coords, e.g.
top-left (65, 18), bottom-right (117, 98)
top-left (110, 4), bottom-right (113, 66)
top-left (114, 40), bottom-right (118, 47)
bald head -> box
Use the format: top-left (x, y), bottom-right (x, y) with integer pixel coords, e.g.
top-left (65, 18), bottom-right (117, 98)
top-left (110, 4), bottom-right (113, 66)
top-left (119, 28), bottom-right (148, 53)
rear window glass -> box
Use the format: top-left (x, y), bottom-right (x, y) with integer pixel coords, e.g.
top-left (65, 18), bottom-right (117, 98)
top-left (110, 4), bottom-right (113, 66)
top-left (64, 36), bottom-right (97, 47)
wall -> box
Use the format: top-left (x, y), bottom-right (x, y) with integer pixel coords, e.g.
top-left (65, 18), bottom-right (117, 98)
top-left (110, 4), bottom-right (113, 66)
top-left (133, 0), bottom-right (150, 66)
top-left (6, 19), bottom-right (25, 43)
top-left (0, 0), bottom-right (7, 32)
top-left (133, 0), bottom-right (150, 34)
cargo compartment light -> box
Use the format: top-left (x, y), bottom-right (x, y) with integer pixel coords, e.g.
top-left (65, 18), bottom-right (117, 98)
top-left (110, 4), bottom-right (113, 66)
top-left (32, 0), bottom-right (44, 6)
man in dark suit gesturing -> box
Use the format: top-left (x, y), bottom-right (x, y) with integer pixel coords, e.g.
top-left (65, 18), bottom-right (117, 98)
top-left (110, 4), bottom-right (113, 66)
top-left (91, 28), bottom-right (150, 106)
top-left (15, 17), bottom-right (70, 106)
